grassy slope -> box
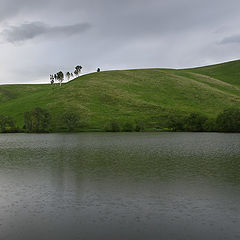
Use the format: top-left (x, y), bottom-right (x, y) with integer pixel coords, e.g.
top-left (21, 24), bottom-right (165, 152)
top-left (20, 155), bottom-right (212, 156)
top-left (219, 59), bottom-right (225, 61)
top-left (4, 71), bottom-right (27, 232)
top-left (0, 60), bottom-right (239, 130)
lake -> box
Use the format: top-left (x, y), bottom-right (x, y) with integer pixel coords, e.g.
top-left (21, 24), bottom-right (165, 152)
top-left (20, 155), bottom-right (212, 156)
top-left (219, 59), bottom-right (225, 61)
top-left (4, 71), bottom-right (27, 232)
top-left (0, 133), bottom-right (240, 240)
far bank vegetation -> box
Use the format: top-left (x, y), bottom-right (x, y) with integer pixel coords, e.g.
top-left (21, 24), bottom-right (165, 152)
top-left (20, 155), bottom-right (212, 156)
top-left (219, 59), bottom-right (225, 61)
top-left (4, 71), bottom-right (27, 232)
top-left (0, 107), bottom-right (239, 133)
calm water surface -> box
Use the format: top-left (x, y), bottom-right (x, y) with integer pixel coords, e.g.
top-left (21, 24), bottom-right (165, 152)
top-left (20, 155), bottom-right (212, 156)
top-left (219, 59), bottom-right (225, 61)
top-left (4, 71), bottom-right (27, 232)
top-left (0, 133), bottom-right (240, 240)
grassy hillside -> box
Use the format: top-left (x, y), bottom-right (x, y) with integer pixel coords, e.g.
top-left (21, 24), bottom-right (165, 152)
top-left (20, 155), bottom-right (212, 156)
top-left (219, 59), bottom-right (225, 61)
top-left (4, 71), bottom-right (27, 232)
top-left (188, 60), bottom-right (240, 86)
top-left (0, 60), bottom-right (240, 131)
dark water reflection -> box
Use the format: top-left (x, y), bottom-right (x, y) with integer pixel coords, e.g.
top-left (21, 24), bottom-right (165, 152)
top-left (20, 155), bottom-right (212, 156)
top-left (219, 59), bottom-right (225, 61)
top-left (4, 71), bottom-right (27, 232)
top-left (0, 133), bottom-right (240, 239)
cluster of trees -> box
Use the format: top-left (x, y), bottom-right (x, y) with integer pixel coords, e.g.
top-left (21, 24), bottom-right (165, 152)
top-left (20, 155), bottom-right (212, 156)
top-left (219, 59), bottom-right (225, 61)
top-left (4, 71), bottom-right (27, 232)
top-left (0, 107), bottom-right (81, 133)
top-left (0, 107), bottom-right (239, 133)
top-left (50, 65), bottom-right (83, 86)
top-left (167, 108), bottom-right (240, 132)
top-left (104, 108), bottom-right (240, 133)
top-left (104, 120), bottom-right (145, 132)
top-left (216, 108), bottom-right (240, 132)
top-left (24, 107), bottom-right (51, 133)
top-left (23, 108), bottom-right (81, 133)
top-left (50, 66), bottom-right (101, 86)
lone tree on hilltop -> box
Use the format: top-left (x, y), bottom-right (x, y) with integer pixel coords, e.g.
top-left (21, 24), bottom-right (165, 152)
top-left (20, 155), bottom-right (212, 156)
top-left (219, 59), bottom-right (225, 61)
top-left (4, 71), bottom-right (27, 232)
top-left (97, 68), bottom-right (101, 72)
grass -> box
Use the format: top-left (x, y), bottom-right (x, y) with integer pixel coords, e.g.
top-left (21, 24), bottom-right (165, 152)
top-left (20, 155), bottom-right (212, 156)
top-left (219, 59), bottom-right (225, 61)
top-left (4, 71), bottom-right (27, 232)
top-left (0, 60), bottom-right (239, 131)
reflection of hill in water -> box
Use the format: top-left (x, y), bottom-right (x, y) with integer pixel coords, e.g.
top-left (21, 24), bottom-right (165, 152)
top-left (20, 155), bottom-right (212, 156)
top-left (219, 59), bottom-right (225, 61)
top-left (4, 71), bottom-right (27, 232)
top-left (0, 133), bottom-right (239, 183)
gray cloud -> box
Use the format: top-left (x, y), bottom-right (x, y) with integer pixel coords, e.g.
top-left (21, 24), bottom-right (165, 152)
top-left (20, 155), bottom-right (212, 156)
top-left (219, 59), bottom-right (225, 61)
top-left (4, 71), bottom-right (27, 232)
top-left (0, 0), bottom-right (49, 22)
top-left (1, 22), bottom-right (91, 43)
top-left (219, 35), bottom-right (240, 44)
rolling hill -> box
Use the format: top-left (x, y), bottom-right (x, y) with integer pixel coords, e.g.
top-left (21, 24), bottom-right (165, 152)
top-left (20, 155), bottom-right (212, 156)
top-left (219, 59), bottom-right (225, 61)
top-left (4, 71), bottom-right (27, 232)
top-left (0, 60), bottom-right (240, 131)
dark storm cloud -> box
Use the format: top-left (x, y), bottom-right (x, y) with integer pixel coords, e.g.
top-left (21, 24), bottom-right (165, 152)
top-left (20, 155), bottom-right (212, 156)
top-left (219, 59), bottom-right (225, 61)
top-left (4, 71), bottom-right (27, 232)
top-left (0, 0), bottom-right (49, 22)
top-left (1, 22), bottom-right (91, 43)
top-left (0, 0), bottom-right (239, 39)
top-left (219, 35), bottom-right (240, 44)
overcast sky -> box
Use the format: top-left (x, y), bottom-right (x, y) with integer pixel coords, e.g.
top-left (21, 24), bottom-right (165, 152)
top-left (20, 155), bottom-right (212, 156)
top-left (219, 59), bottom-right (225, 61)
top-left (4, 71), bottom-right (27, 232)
top-left (0, 0), bottom-right (240, 84)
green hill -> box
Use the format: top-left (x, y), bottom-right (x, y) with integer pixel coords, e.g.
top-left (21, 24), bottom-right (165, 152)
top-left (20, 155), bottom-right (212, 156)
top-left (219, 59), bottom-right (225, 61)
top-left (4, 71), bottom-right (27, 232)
top-left (0, 60), bottom-right (240, 131)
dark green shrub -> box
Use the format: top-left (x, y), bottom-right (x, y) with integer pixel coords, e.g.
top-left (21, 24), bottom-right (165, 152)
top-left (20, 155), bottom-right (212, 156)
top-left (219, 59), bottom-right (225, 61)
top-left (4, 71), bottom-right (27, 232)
top-left (104, 120), bottom-right (121, 132)
top-left (122, 122), bottom-right (134, 132)
top-left (62, 112), bottom-right (80, 132)
top-left (135, 120), bottom-right (145, 132)
top-left (0, 115), bottom-right (16, 133)
top-left (216, 108), bottom-right (240, 132)
top-left (184, 113), bottom-right (207, 132)
top-left (24, 107), bottom-right (51, 133)
top-left (166, 115), bottom-right (185, 131)
top-left (203, 118), bottom-right (216, 132)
